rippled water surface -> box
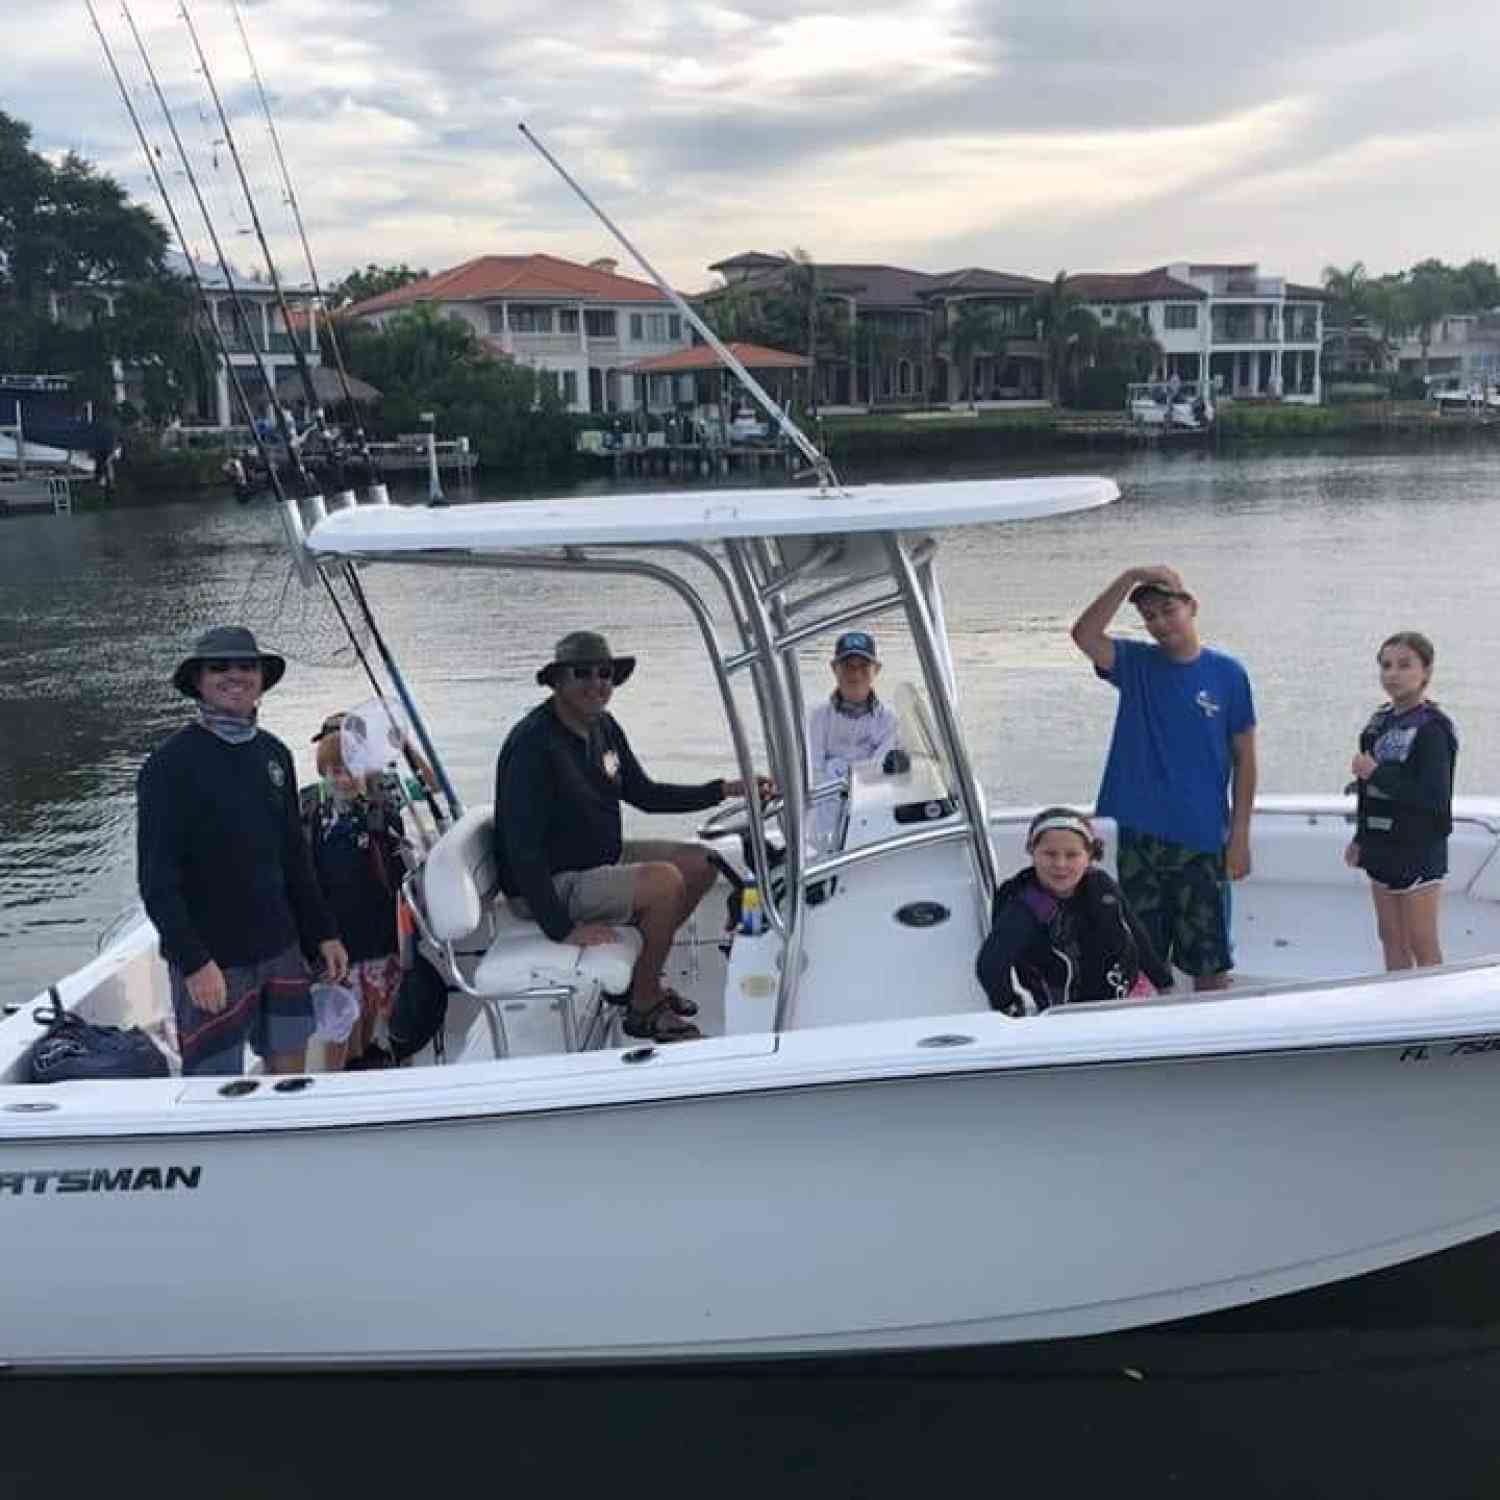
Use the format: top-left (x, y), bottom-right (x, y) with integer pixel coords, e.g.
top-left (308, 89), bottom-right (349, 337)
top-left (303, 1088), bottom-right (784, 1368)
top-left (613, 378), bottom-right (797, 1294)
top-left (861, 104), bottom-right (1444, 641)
top-left (4, 442), bottom-right (1499, 1009)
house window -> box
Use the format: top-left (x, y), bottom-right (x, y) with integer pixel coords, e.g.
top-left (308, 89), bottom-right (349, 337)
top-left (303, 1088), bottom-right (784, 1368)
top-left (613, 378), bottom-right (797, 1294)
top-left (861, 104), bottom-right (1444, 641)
top-left (630, 313), bottom-right (644, 340)
top-left (562, 370), bottom-right (579, 404)
top-left (508, 305), bottom-right (552, 334)
top-left (669, 314), bottom-right (682, 340)
top-left (1165, 305), bottom-right (1197, 330)
top-left (647, 313), bottom-right (669, 341)
top-left (559, 309), bottom-right (579, 333)
top-left (487, 306), bottom-right (506, 334)
top-left (584, 310), bottom-right (616, 338)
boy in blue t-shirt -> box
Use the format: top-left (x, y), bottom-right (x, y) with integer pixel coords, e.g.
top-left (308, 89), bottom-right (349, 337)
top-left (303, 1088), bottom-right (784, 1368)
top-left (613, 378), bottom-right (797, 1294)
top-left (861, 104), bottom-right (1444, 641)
top-left (1071, 566), bottom-right (1257, 990)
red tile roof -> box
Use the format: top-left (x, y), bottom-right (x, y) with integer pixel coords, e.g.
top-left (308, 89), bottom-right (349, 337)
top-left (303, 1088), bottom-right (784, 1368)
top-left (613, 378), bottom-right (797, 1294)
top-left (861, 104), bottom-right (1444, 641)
top-left (626, 342), bottom-right (809, 373)
top-left (346, 254), bottom-right (673, 317)
top-left (1064, 271), bottom-right (1206, 301)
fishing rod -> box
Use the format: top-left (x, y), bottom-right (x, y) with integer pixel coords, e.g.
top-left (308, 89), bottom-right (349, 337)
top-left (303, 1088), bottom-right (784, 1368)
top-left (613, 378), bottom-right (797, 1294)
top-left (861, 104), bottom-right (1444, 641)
top-left (228, 0), bottom-right (380, 485)
top-left (96, 3), bottom-right (440, 817)
top-left (88, 0), bottom-right (284, 503)
top-left (517, 120), bottom-right (841, 493)
top-left (120, 0), bottom-right (314, 499)
top-left (178, 1), bottom-right (327, 445)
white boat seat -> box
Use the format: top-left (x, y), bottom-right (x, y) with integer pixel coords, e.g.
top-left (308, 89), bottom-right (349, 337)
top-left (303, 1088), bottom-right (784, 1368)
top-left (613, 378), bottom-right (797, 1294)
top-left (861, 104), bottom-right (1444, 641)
top-left (473, 902), bottom-right (639, 996)
top-left (421, 807), bottom-right (640, 996)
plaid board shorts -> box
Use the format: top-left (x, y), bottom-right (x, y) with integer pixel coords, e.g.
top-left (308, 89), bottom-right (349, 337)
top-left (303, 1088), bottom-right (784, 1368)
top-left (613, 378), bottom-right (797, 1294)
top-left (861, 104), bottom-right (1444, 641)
top-left (169, 943), bottom-right (316, 1076)
top-left (1116, 827), bottom-right (1233, 978)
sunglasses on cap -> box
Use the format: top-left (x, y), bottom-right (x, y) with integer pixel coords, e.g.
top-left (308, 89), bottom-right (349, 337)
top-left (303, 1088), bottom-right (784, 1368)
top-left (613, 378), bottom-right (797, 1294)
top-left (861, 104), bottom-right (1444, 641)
top-left (565, 663), bottom-right (615, 683)
top-left (202, 659), bottom-right (260, 674)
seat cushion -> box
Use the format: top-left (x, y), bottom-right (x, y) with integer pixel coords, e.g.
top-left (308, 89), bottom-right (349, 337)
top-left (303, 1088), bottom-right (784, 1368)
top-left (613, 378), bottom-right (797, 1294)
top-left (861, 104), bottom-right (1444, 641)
top-left (473, 914), bottom-right (641, 996)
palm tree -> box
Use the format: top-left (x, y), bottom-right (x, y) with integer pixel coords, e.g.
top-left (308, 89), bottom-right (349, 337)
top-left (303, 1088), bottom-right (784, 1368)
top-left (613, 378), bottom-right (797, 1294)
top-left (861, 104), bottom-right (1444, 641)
top-left (947, 301), bottom-right (1007, 406)
top-left (1404, 263), bottom-right (1453, 384)
top-left (1034, 272), bottom-right (1100, 407)
top-left (1320, 261), bottom-right (1369, 329)
top-left (1096, 311), bottom-right (1162, 383)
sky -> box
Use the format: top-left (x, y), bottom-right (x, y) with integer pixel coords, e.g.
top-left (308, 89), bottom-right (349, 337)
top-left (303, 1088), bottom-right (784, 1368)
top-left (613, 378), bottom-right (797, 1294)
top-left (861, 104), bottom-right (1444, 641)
top-left (6, 0), bottom-right (1500, 294)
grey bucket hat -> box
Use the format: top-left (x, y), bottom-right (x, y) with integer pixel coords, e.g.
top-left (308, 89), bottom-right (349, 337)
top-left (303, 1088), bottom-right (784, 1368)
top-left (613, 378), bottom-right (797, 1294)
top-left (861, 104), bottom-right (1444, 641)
top-left (536, 630), bottom-right (636, 688)
top-left (172, 625), bottom-right (287, 699)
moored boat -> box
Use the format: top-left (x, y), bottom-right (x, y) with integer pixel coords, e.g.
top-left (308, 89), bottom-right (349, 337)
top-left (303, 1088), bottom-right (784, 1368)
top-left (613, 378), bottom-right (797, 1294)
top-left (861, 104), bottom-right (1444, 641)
top-left (5, 476), bottom-right (1500, 1375)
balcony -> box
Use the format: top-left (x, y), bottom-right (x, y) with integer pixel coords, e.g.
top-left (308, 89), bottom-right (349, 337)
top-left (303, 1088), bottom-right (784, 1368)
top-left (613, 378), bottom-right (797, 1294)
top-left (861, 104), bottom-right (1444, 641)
top-left (214, 331), bottom-right (315, 356)
top-left (1211, 326), bottom-right (1279, 345)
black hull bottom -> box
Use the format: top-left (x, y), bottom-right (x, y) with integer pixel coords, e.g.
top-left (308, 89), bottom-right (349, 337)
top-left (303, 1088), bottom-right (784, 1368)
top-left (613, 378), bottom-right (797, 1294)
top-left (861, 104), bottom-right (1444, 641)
top-left (8, 1231), bottom-right (1500, 1496)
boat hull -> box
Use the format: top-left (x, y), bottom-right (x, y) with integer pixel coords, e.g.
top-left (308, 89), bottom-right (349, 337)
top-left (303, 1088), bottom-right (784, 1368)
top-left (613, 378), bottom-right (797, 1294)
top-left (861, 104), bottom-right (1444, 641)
top-left (6, 1033), bottom-right (1500, 1372)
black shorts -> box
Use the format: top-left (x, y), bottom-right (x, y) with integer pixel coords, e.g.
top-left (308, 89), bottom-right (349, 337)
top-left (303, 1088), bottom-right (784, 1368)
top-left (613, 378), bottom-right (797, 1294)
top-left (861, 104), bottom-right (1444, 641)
top-left (1359, 839), bottom-right (1447, 894)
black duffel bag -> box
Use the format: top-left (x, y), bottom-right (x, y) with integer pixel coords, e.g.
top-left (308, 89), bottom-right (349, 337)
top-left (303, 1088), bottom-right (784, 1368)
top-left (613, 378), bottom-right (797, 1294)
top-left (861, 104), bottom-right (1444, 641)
top-left (26, 987), bottom-right (170, 1083)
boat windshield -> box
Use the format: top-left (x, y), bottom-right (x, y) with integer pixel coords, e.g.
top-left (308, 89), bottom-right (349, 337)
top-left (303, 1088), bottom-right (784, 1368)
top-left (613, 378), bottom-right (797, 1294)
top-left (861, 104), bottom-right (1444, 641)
top-left (889, 679), bottom-right (957, 807)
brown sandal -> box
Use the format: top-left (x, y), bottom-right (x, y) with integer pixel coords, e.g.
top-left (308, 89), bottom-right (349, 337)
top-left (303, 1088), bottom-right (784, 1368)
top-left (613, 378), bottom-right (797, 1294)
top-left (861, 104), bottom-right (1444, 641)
top-left (622, 998), bottom-right (701, 1043)
top-left (661, 986), bottom-right (699, 1018)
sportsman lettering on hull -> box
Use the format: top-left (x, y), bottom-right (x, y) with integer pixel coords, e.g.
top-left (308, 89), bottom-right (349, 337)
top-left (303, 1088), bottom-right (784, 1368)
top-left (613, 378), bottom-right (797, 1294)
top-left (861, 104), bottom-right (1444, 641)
top-left (0, 1166), bottom-right (203, 1196)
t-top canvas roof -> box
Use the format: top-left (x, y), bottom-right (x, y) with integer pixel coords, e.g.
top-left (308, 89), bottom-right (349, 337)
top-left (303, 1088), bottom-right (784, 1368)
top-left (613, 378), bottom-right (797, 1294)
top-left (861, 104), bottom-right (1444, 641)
top-left (303, 476), bottom-right (1118, 557)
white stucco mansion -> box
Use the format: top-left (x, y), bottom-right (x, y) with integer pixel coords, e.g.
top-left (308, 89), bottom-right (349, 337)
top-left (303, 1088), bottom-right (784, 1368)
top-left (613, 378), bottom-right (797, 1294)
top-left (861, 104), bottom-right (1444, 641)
top-left (1068, 262), bottom-right (1326, 403)
top-left (345, 254), bottom-right (693, 414)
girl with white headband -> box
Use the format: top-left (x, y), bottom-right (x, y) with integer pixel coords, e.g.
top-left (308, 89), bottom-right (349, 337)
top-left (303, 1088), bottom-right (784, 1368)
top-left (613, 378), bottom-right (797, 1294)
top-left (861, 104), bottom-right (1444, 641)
top-left (976, 806), bottom-right (1174, 1015)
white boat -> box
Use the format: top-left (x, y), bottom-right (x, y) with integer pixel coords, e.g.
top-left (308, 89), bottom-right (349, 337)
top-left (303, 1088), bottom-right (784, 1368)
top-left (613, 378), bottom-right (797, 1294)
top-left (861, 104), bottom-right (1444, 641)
top-left (1430, 382), bottom-right (1500, 413)
top-left (1127, 380), bottom-right (1214, 431)
top-left (0, 432), bottom-right (96, 475)
top-left (4, 474), bottom-right (1500, 1379)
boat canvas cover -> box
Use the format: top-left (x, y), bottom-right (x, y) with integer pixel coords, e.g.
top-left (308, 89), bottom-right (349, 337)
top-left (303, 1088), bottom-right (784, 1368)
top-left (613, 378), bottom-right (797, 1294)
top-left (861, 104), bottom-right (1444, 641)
top-left (302, 477), bottom-right (1119, 557)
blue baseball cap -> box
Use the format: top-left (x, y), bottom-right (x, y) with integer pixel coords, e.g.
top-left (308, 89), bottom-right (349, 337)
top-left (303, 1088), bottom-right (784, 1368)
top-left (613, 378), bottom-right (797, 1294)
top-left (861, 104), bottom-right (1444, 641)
top-left (833, 630), bottom-right (879, 663)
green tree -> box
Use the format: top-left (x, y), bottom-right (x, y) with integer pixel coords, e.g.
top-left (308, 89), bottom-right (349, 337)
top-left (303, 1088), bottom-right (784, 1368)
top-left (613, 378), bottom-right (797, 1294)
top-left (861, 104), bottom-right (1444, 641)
top-left (1034, 272), bottom-right (1100, 406)
top-left (342, 305), bottom-right (575, 474)
top-left (330, 262), bottom-right (429, 310)
top-left (946, 302), bottom-right (1008, 405)
top-left (1404, 261), bottom-right (1455, 382)
top-left (0, 111), bottom-right (165, 308)
top-left (1320, 261), bottom-right (1369, 328)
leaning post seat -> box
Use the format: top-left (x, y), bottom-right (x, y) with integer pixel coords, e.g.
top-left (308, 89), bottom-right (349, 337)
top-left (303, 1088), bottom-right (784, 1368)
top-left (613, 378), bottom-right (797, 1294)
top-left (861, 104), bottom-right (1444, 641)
top-left (415, 808), bottom-right (641, 1055)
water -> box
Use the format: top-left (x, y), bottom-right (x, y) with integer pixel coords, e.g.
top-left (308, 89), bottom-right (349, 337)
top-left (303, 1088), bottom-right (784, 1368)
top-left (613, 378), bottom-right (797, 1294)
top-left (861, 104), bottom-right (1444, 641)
top-left (5, 441), bottom-right (1500, 1492)
top-left (4, 442), bottom-right (1500, 1011)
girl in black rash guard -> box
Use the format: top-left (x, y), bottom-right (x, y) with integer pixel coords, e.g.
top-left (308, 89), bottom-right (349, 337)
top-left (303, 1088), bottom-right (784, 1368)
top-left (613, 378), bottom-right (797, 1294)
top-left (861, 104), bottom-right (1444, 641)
top-left (977, 808), bottom-right (1174, 1015)
top-left (1344, 631), bottom-right (1458, 971)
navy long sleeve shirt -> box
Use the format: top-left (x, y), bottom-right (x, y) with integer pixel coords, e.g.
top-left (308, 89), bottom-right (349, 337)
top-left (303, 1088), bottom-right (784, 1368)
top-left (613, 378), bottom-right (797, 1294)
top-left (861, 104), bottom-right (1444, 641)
top-left (137, 724), bottom-right (336, 975)
top-left (493, 701), bottom-right (724, 942)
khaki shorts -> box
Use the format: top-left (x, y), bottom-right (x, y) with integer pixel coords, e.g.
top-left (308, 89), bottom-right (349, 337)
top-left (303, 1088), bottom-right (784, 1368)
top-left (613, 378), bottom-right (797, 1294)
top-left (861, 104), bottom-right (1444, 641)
top-left (510, 840), bottom-right (704, 927)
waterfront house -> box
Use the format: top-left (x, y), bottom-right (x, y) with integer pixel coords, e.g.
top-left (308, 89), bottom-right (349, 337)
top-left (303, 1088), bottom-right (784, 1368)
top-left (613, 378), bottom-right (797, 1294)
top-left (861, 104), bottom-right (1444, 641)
top-left (50, 250), bottom-right (321, 426)
top-left (343, 254), bottom-right (691, 414)
top-left (701, 253), bottom-right (1049, 410)
top-left (1392, 311), bottom-right (1500, 388)
top-left (1066, 263), bottom-right (1326, 402)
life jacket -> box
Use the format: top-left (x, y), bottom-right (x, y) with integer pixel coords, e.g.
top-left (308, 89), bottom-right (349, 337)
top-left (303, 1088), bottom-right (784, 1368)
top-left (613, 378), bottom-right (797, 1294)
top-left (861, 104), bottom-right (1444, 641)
top-left (995, 868), bottom-right (1143, 1012)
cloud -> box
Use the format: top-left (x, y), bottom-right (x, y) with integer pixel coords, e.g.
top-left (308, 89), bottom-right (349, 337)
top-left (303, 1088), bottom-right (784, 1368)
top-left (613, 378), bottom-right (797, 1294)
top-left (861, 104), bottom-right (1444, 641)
top-left (9, 0), bottom-right (1500, 289)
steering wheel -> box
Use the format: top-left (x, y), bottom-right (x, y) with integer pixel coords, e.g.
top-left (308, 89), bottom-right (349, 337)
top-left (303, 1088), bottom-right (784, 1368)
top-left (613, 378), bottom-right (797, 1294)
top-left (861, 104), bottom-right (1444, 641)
top-left (697, 794), bottom-right (785, 841)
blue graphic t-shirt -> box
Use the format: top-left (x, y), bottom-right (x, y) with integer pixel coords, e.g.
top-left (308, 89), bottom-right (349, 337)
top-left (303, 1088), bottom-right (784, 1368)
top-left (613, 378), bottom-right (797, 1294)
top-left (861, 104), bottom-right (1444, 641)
top-left (1095, 638), bottom-right (1256, 854)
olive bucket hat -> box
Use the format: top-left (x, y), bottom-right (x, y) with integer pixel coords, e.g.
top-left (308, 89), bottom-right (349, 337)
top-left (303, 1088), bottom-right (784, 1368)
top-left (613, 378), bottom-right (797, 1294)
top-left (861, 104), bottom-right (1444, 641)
top-left (536, 630), bottom-right (636, 689)
top-left (172, 625), bottom-right (287, 699)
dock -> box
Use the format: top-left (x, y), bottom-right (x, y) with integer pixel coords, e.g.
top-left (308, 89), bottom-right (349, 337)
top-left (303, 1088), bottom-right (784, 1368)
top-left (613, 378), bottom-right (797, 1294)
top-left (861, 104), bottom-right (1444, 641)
top-left (603, 441), bottom-right (800, 480)
top-left (1, 475), bottom-right (73, 515)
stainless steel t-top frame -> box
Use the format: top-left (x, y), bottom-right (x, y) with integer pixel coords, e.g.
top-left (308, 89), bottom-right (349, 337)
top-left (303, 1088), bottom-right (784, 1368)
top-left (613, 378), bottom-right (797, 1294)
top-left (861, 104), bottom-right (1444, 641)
top-left (329, 526), bottom-right (997, 1032)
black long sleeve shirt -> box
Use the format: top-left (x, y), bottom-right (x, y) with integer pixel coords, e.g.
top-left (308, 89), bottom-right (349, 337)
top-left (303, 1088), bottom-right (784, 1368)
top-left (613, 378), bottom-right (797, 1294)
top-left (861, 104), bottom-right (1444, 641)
top-left (136, 724), bottom-right (336, 975)
top-left (493, 701), bottom-right (724, 942)
top-left (1354, 703), bottom-right (1458, 852)
top-left (976, 868), bottom-right (1174, 1014)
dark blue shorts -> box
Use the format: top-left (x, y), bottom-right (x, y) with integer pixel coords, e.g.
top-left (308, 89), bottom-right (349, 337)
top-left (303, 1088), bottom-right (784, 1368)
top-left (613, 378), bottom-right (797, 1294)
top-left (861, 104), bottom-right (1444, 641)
top-left (1358, 839), bottom-right (1447, 894)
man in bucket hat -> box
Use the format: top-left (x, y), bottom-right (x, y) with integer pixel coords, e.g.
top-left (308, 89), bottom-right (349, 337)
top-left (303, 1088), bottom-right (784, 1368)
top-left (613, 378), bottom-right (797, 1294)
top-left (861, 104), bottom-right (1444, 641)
top-left (493, 630), bottom-right (770, 1042)
top-left (1071, 565), bottom-right (1257, 992)
top-left (137, 625), bottom-right (349, 1074)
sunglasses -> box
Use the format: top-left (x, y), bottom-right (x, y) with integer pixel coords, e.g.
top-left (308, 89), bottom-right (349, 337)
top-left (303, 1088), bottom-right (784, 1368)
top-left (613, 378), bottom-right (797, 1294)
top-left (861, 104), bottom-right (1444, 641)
top-left (202, 659), bottom-right (259, 674)
top-left (565, 663), bottom-right (615, 683)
